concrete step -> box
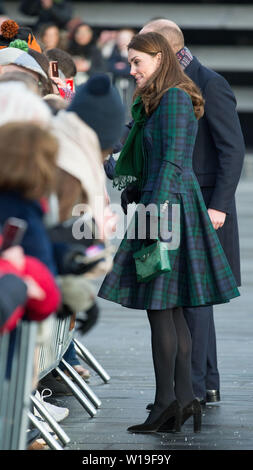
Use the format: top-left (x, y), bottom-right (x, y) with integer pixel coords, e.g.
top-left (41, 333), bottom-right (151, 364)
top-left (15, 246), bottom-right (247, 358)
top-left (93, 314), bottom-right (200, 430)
top-left (190, 46), bottom-right (253, 72)
top-left (232, 87), bottom-right (253, 112)
top-left (6, 2), bottom-right (253, 30)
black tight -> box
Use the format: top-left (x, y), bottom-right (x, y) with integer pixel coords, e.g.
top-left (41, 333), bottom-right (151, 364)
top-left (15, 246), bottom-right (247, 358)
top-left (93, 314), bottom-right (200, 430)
top-left (145, 307), bottom-right (194, 422)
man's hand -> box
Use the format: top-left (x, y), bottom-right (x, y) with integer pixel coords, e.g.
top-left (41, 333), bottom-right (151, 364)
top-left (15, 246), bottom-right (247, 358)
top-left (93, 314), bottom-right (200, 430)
top-left (208, 208), bottom-right (226, 230)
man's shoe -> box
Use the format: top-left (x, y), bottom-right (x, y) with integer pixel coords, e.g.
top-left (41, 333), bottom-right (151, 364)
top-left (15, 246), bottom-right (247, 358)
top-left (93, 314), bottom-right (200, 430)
top-left (206, 389), bottom-right (220, 403)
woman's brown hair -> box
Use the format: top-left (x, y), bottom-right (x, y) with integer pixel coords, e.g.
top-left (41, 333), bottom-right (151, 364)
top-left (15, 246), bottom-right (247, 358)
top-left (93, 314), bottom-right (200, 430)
top-left (128, 32), bottom-right (204, 119)
top-left (0, 122), bottom-right (58, 199)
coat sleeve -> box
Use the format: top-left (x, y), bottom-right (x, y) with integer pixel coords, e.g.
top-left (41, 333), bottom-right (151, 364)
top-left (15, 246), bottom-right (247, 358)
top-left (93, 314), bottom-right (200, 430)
top-left (150, 88), bottom-right (192, 209)
top-left (203, 76), bottom-right (245, 214)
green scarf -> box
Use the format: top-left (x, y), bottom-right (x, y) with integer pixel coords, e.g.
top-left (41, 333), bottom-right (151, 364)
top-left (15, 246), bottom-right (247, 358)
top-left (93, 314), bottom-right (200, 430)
top-left (113, 96), bottom-right (146, 190)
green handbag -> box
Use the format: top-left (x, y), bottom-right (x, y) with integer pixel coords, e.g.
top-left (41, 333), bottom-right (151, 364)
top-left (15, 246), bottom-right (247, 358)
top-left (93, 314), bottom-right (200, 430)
top-left (133, 239), bottom-right (171, 283)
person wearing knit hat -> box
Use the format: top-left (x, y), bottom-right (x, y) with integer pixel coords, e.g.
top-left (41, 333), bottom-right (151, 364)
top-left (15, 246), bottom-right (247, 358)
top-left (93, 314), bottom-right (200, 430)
top-left (67, 73), bottom-right (125, 155)
top-left (0, 48), bottom-right (48, 81)
top-left (0, 19), bottom-right (41, 52)
top-left (0, 44), bottom-right (24, 64)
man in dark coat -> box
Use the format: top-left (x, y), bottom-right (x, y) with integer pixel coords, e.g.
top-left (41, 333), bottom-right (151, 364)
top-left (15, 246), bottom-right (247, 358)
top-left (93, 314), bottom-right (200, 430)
top-left (117, 19), bottom-right (245, 405)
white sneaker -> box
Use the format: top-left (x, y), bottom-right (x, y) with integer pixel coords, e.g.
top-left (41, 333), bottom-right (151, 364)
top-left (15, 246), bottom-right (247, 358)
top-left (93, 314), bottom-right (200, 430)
top-left (34, 417), bottom-right (58, 445)
top-left (34, 389), bottom-right (69, 423)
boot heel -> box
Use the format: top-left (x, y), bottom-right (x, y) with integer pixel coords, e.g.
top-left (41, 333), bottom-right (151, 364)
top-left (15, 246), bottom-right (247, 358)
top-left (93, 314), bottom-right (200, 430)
top-left (193, 409), bottom-right (202, 433)
top-left (174, 408), bottom-right (182, 432)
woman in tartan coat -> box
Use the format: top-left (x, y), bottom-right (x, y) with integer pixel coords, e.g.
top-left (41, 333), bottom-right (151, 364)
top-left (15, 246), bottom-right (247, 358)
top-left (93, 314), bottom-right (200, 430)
top-left (98, 33), bottom-right (240, 433)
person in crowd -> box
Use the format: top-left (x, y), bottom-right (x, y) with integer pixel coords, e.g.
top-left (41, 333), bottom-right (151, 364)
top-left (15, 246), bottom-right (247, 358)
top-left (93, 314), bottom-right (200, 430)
top-left (108, 28), bottom-right (135, 80)
top-left (0, 47), bottom-right (48, 86)
top-left (0, 116), bottom-right (58, 274)
top-left (0, 69), bottom-right (40, 93)
top-left (66, 72), bottom-right (125, 162)
top-left (38, 73), bottom-right (125, 388)
top-left (98, 32), bottom-right (240, 434)
top-left (0, 18), bottom-right (42, 52)
top-left (0, 247), bottom-right (29, 333)
top-left (19, 0), bottom-right (73, 31)
top-left (46, 47), bottom-right (76, 80)
top-left (67, 22), bottom-right (106, 82)
top-left (38, 22), bottom-right (62, 51)
top-left (0, 20), bottom-right (54, 95)
top-left (0, 121), bottom-right (62, 331)
top-left (0, 82), bottom-right (88, 390)
top-left (139, 18), bottom-right (245, 406)
top-left (0, 244), bottom-right (61, 334)
top-left (45, 47), bottom-right (76, 100)
top-left (97, 29), bottom-right (118, 59)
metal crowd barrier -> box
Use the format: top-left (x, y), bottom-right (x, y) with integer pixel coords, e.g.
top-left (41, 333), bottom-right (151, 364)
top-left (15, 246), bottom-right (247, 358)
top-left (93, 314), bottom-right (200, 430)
top-left (0, 320), bottom-right (38, 450)
top-left (37, 315), bottom-right (73, 380)
top-left (0, 313), bottom-right (111, 450)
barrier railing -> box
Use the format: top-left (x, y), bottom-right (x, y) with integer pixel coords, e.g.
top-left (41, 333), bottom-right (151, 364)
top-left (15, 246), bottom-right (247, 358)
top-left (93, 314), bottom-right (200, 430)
top-left (37, 315), bottom-right (73, 380)
top-left (0, 312), bottom-right (111, 450)
top-left (0, 320), bottom-right (38, 450)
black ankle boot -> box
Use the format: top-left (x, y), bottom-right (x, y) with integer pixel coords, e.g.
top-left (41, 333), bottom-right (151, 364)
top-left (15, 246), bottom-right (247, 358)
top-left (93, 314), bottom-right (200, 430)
top-left (158, 398), bottom-right (202, 433)
top-left (127, 400), bottom-right (182, 434)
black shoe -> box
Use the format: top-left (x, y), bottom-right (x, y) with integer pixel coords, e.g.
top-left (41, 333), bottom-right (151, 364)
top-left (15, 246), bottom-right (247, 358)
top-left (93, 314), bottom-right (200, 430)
top-left (159, 398), bottom-right (202, 433)
top-left (147, 396), bottom-right (205, 412)
top-left (206, 389), bottom-right (220, 403)
top-left (127, 400), bottom-right (182, 434)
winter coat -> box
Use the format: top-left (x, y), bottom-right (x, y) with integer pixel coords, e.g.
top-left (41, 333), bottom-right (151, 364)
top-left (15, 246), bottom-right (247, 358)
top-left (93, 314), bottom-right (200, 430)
top-left (98, 87), bottom-right (240, 310)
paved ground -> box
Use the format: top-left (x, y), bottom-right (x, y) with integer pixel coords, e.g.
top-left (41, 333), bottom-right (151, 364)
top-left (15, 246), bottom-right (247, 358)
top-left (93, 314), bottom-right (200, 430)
top-left (56, 174), bottom-right (253, 452)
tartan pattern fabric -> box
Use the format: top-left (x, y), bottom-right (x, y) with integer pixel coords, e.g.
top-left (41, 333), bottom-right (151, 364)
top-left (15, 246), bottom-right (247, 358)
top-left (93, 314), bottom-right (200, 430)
top-left (98, 88), bottom-right (240, 309)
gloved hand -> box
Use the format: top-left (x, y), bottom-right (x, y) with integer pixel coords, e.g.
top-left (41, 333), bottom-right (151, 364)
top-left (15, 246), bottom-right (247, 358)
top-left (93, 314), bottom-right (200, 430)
top-left (76, 303), bottom-right (100, 335)
top-left (62, 246), bottom-right (104, 275)
top-left (121, 183), bottom-right (141, 214)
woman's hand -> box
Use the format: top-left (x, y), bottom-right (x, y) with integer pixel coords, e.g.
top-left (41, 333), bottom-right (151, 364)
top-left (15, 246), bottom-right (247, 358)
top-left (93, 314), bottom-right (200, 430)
top-left (1, 246), bottom-right (26, 271)
top-left (23, 275), bottom-right (46, 300)
top-left (208, 209), bottom-right (226, 230)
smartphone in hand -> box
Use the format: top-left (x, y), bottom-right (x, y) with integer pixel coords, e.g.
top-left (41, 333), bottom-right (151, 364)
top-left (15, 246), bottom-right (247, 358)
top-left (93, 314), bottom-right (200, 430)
top-left (49, 60), bottom-right (59, 78)
top-left (0, 217), bottom-right (27, 252)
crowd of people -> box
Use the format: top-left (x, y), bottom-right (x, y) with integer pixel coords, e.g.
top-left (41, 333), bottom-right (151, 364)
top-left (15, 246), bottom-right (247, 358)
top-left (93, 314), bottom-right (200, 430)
top-left (0, 5), bottom-right (127, 449)
top-left (1, 0), bottom-right (136, 90)
top-left (0, 0), bottom-right (245, 451)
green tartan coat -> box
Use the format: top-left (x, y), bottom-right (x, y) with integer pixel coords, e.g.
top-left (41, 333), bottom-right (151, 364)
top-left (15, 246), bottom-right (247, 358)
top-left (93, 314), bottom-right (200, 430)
top-left (98, 88), bottom-right (240, 310)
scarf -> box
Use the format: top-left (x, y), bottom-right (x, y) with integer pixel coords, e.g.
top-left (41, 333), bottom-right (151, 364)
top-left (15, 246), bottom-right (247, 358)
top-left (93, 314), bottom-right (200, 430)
top-left (113, 96), bottom-right (146, 190)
